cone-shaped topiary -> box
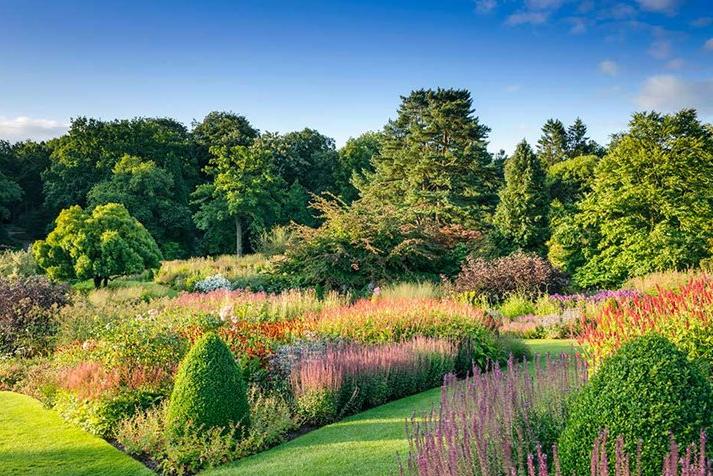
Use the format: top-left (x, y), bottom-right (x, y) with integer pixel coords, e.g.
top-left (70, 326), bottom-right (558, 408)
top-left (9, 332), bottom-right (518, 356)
top-left (165, 332), bottom-right (249, 437)
top-left (558, 333), bottom-right (712, 476)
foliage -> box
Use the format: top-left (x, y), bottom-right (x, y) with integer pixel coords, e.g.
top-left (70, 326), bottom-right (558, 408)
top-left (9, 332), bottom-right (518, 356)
top-left (33, 203), bottom-right (162, 287)
top-left (554, 110), bottom-right (713, 288)
top-left (537, 118), bottom-right (568, 166)
top-left (194, 143), bottom-right (286, 256)
top-left (87, 154), bottom-right (194, 258)
top-left (155, 254), bottom-right (270, 291)
top-left (115, 388), bottom-right (295, 475)
top-left (623, 269), bottom-right (703, 294)
top-left (378, 281), bottom-right (441, 299)
top-left (0, 276), bottom-right (69, 357)
top-left (307, 296), bottom-right (497, 347)
top-left (579, 276), bottom-right (713, 375)
top-left (452, 252), bottom-right (568, 300)
top-left (494, 140), bottom-right (549, 254)
top-left (42, 117), bottom-right (197, 217)
top-left (0, 248), bottom-right (38, 279)
top-left (404, 355), bottom-right (587, 475)
top-left (498, 293), bottom-right (536, 319)
top-left (290, 338), bottom-right (457, 425)
top-left (278, 195), bottom-right (481, 290)
top-left (254, 225), bottom-right (293, 257)
top-left (165, 333), bottom-right (250, 438)
top-left (558, 334), bottom-right (713, 476)
top-left (334, 131), bottom-right (381, 203)
top-left (357, 88), bottom-right (499, 227)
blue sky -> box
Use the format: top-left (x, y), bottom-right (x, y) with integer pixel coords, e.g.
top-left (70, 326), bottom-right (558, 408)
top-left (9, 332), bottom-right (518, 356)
top-left (0, 0), bottom-right (711, 153)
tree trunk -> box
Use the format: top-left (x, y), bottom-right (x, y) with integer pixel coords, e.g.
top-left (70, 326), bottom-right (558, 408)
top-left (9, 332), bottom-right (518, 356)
top-left (93, 276), bottom-right (102, 289)
top-left (102, 277), bottom-right (109, 287)
top-left (235, 216), bottom-right (243, 257)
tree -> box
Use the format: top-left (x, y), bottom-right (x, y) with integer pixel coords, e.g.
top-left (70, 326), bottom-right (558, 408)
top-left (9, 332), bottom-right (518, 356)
top-left (42, 117), bottom-right (197, 217)
top-left (194, 144), bottom-right (285, 256)
top-left (87, 155), bottom-right (194, 258)
top-left (566, 118), bottom-right (604, 158)
top-left (33, 203), bottom-right (161, 288)
top-left (191, 111), bottom-right (259, 174)
top-left (192, 111), bottom-right (258, 149)
top-left (358, 88), bottom-right (499, 227)
top-left (254, 129), bottom-right (340, 225)
top-left (494, 141), bottom-right (549, 254)
top-left (555, 110), bottom-right (713, 288)
top-left (335, 132), bottom-right (381, 203)
top-left (537, 119), bottom-right (568, 166)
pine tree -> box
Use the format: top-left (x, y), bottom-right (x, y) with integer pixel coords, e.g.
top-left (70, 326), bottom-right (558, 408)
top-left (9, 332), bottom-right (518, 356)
top-left (566, 117), bottom-right (589, 157)
top-left (358, 88), bottom-right (499, 227)
top-left (537, 119), bottom-right (568, 166)
top-left (494, 140), bottom-right (549, 254)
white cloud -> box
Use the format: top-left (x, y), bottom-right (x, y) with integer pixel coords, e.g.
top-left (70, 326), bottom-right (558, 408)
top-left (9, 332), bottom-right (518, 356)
top-left (637, 75), bottom-right (713, 114)
top-left (597, 3), bottom-right (637, 21)
top-left (0, 116), bottom-right (68, 142)
top-left (648, 39), bottom-right (672, 59)
top-left (525, 0), bottom-right (563, 10)
top-left (475, 0), bottom-right (497, 13)
top-left (504, 84), bottom-right (522, 93)
top-left (599, 60), bottom-right (619, 76)
top-left (568, 17), bottom-right (587, 34)
top-left (691, 17), bottom-right (713, 27)
top-left (665, 58), bottom-right (684, 69)
top-left (635, 0), bottom-right (680, 13)
top-left (705, 38), bottom-right (713, 51)
top-left (505, 11), bottom-right (548, 25)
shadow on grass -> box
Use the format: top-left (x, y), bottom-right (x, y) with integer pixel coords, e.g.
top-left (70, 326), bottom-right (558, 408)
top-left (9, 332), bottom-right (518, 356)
top-left (0, 447), bottom-right (150, 476)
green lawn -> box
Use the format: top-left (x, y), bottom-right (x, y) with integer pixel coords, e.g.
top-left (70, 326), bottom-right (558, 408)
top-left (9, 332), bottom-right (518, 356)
top-left (203, 339), bottom-right (579, 476)
top-left (0, 391), bottom-right (152, 476)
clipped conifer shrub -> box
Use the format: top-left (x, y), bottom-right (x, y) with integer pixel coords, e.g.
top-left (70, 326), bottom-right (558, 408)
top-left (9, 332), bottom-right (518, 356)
top-left (558, 334), bottom-right (713, 476)
top-left (165, 332), bottom-right (250, 437)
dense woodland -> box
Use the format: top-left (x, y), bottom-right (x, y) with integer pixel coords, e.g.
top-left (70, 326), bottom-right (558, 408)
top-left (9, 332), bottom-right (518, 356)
top-left (1, 88), bottom-right (712, 289)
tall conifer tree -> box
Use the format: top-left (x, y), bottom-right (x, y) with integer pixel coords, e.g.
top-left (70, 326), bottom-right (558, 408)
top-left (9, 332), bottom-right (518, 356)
top-left (537, 119), bottom-right (568, 166)
top-left (494, 140), bottom-right (549, 254)
top-left (358, 88), bottom-right (498, 227)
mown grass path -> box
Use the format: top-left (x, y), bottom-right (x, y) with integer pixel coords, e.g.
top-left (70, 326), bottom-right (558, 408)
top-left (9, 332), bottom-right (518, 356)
top-left (0, 391), bottom-right (152, 476)
top-left (204, 339), bottom-right (579, 476)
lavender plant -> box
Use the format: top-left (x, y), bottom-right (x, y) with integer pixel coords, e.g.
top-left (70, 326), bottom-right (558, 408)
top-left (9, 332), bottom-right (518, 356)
top-left (403, 355), bottom-right (587, 476)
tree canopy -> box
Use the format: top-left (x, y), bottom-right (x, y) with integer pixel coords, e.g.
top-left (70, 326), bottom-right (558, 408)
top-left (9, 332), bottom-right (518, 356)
top-left (33, 203), bottom-right (162, 287)
top-left (358, 88), bottom-right (499, 227)
top-left (494, 140), bottom-right (549, 254)
top-left (552, 109), bottom-right (713, 288)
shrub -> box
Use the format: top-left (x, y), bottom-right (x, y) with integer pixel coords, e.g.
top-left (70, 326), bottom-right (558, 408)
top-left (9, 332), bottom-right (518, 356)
top-left (558, 334), bottom-right (713, 476)
top-left (193, 274), bottom-right (231, 293)
top-left (579, 276), bottom-right (713, 374)
top-left (404, 355), bottom-right (587, 475)
top-left (116, 387), bottom-right (295, 475)
top-left (452, 252), bottom-right (568, 301)
top-left (499, 293), bottom-right (536, 319)
top-left (0, 276), bottom-right (69, 357)
top-left (53, 388), bottom-right (162, 437)
top-left (255, 225), bottom-right (293, 257)
top-left (165, 332), bottom-right (250, 438)
top-left (0, 248), bottom-right (38, 279)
